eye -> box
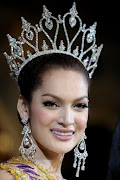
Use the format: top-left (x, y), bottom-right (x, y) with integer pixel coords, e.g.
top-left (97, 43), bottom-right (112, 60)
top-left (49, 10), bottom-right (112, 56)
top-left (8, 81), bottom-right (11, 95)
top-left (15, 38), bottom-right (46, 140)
top-left (43, 101), bottom-right (59, 108)
top-left (74, 103), bottom-right (88, 110)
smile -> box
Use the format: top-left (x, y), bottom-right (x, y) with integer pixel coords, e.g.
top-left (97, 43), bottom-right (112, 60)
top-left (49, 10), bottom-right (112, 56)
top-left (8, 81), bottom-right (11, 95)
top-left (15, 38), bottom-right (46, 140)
top-left (50, 129), bottom-right (75, 141)
top-left (51, 130), bottom-right (74, 136)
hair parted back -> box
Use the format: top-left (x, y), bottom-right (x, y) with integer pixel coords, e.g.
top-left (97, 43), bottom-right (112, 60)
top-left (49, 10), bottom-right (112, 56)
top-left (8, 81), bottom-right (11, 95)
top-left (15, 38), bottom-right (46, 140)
top-left (18, 53), bottom-right (90, 103)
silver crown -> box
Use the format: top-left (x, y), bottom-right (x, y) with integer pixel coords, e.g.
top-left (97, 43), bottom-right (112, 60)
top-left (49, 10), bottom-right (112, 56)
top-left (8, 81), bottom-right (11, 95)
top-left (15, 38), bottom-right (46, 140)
top-left (4, 2), bottom-right (103, 81)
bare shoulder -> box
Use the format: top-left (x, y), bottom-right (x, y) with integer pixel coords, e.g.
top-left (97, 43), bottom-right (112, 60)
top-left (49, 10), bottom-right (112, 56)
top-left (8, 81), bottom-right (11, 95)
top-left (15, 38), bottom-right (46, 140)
top-left (0, 169), bottom-right (15, 180)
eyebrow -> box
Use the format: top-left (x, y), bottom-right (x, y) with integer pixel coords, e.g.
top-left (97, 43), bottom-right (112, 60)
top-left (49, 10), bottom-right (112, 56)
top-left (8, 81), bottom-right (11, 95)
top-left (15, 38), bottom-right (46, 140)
top-left (42, 93), bottom-right (89, 102)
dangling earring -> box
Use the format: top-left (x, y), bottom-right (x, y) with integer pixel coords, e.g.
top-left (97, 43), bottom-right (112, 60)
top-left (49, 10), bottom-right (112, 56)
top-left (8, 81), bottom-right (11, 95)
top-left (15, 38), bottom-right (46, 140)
top-left (73, 132), bottom-right (88, 177)
top-left (19, 117), bottom-right (36, 161)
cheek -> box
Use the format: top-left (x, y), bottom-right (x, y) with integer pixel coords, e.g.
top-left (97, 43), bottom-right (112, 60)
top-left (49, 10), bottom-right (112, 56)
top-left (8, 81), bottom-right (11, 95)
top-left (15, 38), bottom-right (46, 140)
top-left (30, 106), bottom-right (55, 126)
top-left (75, 111), bottom-right (88, 129)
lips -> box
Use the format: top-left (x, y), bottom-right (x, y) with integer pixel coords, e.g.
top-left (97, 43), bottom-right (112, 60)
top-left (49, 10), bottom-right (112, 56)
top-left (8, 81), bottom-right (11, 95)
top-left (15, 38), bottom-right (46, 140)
top-left (50, 128), bottom-right (75, 141)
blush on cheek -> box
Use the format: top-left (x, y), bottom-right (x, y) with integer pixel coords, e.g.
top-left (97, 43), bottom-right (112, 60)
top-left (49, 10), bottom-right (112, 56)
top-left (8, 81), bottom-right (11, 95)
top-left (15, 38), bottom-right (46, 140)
top-left (77, 114), bottom-right (88, 129)
top-left (30, 107), bottom-right (55, 126)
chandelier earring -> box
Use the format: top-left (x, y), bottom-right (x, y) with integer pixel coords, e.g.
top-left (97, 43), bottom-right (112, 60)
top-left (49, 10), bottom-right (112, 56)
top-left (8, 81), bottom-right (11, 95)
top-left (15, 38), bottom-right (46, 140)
top-left (73, 132), bottom-right (88, 177)
top-left (19, 117), bottom-right (36, 161)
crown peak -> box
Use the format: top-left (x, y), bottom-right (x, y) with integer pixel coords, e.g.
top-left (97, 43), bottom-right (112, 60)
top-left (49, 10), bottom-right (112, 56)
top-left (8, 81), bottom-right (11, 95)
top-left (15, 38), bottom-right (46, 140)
top-left (72, 2), bottom-right (77, 9)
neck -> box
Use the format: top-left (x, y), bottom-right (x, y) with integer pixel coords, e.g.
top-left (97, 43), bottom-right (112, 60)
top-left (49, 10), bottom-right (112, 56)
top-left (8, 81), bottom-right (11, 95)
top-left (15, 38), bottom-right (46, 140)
top-left (33, 139), bottom-right (65, 180)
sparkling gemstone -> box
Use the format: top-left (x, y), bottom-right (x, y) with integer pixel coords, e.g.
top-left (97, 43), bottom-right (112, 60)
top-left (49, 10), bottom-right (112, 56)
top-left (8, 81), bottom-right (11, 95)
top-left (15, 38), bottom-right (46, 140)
top-left (83, 57), bottom-right (89, 67)
top-left (81, 165), bottom-right (85, 171)
top-left (80, 142), bottom-right (85, 150)
top-left (14, 47), bottom-right (22, 56)
top-left (45, 19), bottom-right (53, 30)
top-left (27, 50), bottom-right (32, 58)
top-left (23, 137), bottom-right (29, 146)
top-left (41, 40), bottom-right (49, 50)
top-left (87, 33), bottom-right (93, 43)
top-left (69, 17), bottom-right (76, 28)
top-left (92, 55), bottom-right (97, 62)
top-left (11, 63), bottom-right (16, 69)
top-left (26, 31), bottom-right (34, 40)
top-left (59, 40), bottom-right (65, 51)
top-left (73, 46), bottom-right (79, 56)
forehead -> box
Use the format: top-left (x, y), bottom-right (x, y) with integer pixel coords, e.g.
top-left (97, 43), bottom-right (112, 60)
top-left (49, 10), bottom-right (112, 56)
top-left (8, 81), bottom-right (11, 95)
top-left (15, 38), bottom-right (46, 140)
top-left (40, 69), bottom-right (88, 97)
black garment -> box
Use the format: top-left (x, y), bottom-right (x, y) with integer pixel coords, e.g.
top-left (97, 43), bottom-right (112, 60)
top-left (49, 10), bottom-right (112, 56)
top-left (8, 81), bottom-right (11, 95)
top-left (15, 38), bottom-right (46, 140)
top-left (107, 120), bottom-right (120, 180)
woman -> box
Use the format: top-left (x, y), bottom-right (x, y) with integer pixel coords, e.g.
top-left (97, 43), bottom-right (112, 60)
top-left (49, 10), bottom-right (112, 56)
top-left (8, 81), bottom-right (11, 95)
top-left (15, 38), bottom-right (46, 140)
top-left (0, 2), bottom-right (103, 179)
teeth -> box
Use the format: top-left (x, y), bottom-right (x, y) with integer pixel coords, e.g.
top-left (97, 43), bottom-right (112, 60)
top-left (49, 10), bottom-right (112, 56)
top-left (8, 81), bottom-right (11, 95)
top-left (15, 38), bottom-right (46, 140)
top-left (51, 130), bottom-right (73, 136)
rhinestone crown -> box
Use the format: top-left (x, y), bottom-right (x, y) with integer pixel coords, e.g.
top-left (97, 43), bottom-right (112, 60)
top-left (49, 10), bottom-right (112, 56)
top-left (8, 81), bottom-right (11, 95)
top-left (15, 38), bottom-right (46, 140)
top-left (4, 2), bottom-right (103, 81)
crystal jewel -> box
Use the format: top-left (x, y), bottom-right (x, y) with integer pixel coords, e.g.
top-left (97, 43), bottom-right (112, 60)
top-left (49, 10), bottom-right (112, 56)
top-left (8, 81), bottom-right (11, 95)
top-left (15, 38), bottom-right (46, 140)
top-left (80, 142), bottom-right (85, 150)
top-left (83, 57), bottom-right (89, 67)
top-left (41, 40), bottom-right (49, 50)
top-left (59, 40), bottom-right (65, 51)
top-left (23, 137), bottom-right (29, 146)
top-left (26, 31), bottom-right (34, 40)
top-left (21, 17), bottom-right (31, 31)
top-left (45, 19), bottom-right (53, 30)
top-left (69, 17), bottom-right (77, 28)
top-left (87, 33), bottom-right (93, 43)
top-left (21, 117), bottom-right (28, 124)
top-left (73, 46), bottom-right (79, 56)
top-left (69, 2), bottom-right (78, 16)
top-left (42, 5), bottom-right (52, 19)
top-left (81, 165), bottom-right (85, 171)
top-left (92, 55), bottom-right (97, 62)
top-left (27, 50), bottom-right (32, 58)
top-left (14, 46), bottom-right (22, 56)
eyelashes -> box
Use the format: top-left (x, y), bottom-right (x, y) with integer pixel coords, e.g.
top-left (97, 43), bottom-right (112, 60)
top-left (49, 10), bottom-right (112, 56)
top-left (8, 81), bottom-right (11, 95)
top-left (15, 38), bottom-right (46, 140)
top-left (42, 101), bottom-right (88, 110)
top-left (73, 103), bottom-right (88, 109)
top-left (43, 101), bottom-right (59, 108)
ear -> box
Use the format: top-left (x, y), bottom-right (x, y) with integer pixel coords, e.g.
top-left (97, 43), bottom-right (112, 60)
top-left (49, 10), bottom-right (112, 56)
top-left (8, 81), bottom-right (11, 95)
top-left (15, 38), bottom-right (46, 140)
top-left (17, 95), bottom-right (30, 120)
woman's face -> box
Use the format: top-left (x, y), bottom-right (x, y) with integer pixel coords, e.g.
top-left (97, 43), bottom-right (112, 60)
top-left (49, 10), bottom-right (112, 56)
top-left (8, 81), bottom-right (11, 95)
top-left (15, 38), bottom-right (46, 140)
top-left (29, 69), bottom-right (89, 154)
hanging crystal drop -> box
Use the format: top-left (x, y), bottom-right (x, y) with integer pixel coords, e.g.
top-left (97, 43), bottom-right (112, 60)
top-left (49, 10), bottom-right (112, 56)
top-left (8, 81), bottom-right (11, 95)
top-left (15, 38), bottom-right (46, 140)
top-left (81, 165), bottom-right (85, 171)
top-left (76, 159), bottom-right (81, 177)
top-left (80, 141), bottom-right (85, 150)
top-left (73, 155), bottom-right (77, 168)
top-left (81, 164), bottom-right (85, 171)
top-left (69, 16), bottom-right (76, 28)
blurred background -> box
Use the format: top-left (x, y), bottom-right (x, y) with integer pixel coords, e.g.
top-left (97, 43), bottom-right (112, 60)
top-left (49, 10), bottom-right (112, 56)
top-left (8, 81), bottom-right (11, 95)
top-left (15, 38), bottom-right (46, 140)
top-left (0, 0), bottom-right (120, 179)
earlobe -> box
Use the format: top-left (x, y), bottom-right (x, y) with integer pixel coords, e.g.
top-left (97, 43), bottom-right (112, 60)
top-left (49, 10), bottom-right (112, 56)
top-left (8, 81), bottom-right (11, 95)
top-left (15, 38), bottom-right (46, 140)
top-left (17, 95), bottom-right (29, 119)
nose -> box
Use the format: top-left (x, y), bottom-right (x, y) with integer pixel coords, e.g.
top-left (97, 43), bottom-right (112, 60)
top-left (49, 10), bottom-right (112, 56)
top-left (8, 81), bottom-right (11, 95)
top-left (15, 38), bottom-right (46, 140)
top-left (57, 107), bottom-right (74, 127)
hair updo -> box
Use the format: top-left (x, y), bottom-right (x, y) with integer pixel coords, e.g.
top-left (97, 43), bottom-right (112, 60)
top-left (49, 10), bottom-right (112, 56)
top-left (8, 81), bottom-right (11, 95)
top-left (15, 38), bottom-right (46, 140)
top-left (18, 53), bottom-right (90, 104)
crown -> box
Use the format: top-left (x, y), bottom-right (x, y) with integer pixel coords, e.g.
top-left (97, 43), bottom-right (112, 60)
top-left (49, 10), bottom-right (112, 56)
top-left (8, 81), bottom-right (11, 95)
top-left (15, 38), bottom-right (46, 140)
top-left (4, 2), bottom-right (103, 81)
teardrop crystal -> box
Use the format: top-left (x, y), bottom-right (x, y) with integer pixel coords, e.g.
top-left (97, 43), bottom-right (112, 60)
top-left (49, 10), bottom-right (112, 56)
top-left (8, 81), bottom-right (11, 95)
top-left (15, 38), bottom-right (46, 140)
top-left (69, 17), bottom-right (76, 28)
top-left (45, 19), bottom-right (53, 30)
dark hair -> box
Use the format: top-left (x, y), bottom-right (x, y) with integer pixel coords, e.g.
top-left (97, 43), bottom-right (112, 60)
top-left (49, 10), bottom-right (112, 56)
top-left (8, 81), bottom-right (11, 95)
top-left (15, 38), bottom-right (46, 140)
top-left (18, 53), bottom-right (90, 103)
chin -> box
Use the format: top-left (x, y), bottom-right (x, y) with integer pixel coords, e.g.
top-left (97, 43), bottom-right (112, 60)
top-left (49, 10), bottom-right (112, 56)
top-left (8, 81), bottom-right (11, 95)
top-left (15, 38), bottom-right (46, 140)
top-left (50, 143), bottom-right (76, 154)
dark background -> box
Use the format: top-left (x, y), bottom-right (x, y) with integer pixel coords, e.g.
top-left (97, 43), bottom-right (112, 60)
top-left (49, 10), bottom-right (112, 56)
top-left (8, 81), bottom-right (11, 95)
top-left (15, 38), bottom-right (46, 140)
top-left (0, 0), bottom-right (120, 179)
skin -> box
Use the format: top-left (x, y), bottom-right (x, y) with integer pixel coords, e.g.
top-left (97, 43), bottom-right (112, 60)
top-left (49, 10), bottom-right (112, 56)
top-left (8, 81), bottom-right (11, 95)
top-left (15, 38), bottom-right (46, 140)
top-left (0, 68), bottom-right (89, 180)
